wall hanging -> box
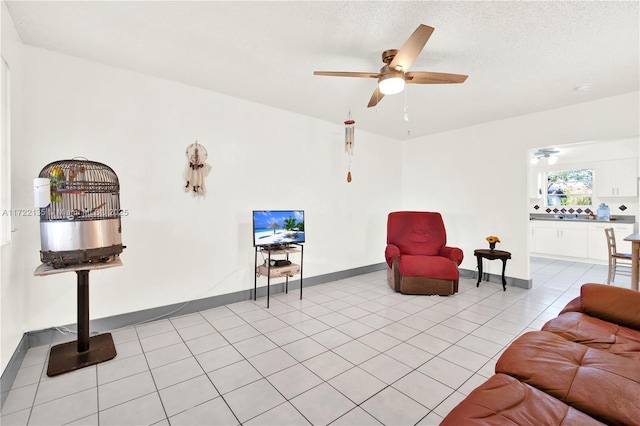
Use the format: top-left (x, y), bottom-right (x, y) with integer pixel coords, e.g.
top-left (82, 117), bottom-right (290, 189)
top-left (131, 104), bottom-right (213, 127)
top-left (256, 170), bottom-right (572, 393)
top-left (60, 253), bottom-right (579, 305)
top-left (184, 141), bottom-right (212, 197)
top-left (344, 112), bottom-right (355, 183)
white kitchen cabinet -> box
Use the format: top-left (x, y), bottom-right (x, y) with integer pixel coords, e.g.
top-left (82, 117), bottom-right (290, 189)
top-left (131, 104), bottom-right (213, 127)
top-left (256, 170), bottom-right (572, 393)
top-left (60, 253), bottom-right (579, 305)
top-left (530, 221), bottom-right (588, 258)
top-left (533, 227), bottom-right (562, 255)
top-left (595, 158), bottom-right (638, 197)
top-left (587, 222), bottom-right (634, 261)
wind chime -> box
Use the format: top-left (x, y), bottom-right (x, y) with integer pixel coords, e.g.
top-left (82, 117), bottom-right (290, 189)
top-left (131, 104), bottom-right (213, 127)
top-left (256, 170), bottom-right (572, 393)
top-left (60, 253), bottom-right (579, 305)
top-left (344, 112), bottom-right (355, 183)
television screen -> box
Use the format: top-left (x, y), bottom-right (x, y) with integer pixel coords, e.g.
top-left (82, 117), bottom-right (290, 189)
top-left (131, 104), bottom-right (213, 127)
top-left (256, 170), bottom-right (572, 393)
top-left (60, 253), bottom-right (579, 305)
top-left (253, 210), bottom-right (305, 247)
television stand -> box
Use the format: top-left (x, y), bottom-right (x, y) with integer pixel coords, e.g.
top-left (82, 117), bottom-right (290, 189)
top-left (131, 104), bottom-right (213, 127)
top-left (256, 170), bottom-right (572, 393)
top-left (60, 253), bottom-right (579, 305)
top-left (254, 243), bottom-right (303, 308)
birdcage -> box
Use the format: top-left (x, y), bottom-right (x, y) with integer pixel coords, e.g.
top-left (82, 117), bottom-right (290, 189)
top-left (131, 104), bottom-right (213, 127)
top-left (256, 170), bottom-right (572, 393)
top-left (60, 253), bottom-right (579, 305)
top-left (37, 159), bottom-right (124, 268)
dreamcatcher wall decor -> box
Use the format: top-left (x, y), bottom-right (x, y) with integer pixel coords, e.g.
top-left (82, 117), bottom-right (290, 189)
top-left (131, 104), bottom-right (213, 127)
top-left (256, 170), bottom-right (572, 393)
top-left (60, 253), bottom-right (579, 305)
top-left (184, 141), bottom-right (212, 197)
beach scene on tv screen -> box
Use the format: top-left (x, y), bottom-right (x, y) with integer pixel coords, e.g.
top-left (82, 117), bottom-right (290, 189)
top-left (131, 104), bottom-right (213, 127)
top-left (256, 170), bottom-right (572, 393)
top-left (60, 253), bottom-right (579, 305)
top-left (254, 210), bottom-right (305, 246)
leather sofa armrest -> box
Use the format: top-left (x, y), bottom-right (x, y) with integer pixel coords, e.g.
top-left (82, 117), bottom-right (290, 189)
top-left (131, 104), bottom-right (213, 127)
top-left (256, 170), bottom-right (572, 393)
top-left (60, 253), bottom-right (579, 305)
top-left (385, 244), bottom-right (401, 267)
top-left (559, 296), bottom-right (583, 315)
top-left (440, 246), bottom-right (464, 266)
top-left (581, 283), bottom-right (640, 330)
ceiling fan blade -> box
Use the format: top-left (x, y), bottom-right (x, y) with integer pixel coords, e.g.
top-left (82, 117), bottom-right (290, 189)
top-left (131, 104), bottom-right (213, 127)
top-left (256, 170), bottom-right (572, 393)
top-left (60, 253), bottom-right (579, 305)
top-left (313, 71), bottom-right (379, 78)
top-left (389, 24), bottom-right (434, 71)
top-left (367, 87), bottom-right (385, 108)
top-left (406, 71), bottom-right (468, 84)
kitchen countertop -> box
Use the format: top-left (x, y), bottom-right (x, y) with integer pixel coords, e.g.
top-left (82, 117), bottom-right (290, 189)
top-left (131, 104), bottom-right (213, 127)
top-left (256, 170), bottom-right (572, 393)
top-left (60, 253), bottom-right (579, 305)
top-left (529, 213), bottom-right (636, 224)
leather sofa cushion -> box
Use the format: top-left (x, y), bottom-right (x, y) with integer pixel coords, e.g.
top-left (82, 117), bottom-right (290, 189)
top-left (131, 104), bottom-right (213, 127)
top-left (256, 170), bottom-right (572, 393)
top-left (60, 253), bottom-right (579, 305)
top-left (397, 255), bottom-right (458, 280)
top-left (543, 312), bottom-right (640, 360)
top-left (440, 373), bottom-right (604, 426)
top-left (558, 296), bottom-right (582, 315)
top-left (496, 331), bottom-right (640, 426)
top-left (580, 283), bottom-right (640, 330)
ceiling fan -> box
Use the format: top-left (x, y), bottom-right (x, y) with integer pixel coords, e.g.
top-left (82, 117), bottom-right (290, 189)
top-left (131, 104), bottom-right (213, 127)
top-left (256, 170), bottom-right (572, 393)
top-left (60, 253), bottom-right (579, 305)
top-left (314, 24), bottom-right (468, 108)
top-left (532, 148), bottom-right (560, 165)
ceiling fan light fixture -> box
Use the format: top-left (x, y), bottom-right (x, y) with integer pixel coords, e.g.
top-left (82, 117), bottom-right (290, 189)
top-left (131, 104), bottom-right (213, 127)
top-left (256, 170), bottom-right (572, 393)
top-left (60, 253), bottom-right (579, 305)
top-left (532, 148), bottom-right (560, 165)
top-left (378, 72), bottom-right (405, 95)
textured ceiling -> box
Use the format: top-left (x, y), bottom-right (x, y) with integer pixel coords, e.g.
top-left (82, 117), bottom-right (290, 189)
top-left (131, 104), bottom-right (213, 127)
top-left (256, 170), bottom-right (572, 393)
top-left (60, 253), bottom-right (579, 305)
top-left (5, 1), bottom-right (640, 140)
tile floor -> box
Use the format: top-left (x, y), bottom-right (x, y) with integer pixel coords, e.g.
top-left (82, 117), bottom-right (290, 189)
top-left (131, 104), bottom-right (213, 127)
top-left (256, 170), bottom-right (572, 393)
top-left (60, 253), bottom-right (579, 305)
top-left (0, 257), bottom-right (630, 425)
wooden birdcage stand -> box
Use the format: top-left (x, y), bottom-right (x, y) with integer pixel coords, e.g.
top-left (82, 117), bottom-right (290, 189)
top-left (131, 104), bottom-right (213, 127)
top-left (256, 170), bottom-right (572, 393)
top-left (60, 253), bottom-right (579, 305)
top-left (35, 260), bottom-right (121, 376)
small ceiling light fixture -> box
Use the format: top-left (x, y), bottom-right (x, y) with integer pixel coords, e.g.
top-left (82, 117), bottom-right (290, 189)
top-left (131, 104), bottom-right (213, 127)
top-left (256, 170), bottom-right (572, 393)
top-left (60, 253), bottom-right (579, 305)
top-left (532, 148), bottom-right (560, 165)
top-left (378, 70), bottom-right (405, 95)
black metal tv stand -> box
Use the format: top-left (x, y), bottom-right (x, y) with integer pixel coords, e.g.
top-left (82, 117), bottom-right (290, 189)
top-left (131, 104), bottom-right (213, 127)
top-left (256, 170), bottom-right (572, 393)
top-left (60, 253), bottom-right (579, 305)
top-left (254, 243), bottom-right (303, 308)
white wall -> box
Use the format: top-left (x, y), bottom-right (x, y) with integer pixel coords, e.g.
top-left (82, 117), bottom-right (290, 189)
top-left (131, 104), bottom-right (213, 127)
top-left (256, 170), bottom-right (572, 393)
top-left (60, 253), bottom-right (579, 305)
top-left (1, 0), bottom-right (25, 375)
top-left (402, 92), bottom-right (640, 282)
top-left (7, 45), bottom-right (401, 350)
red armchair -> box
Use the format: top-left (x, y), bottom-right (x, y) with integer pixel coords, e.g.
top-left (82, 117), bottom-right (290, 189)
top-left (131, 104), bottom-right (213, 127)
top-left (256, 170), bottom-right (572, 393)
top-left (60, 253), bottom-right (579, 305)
top-left (385, 211), bottom-right (464, 295)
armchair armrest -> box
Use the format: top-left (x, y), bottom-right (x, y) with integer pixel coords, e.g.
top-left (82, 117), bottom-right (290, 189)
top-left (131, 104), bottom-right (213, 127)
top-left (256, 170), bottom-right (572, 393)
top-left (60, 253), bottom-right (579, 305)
top-left (580, 283), bottom-right (640, 330)
top-left (385, 244), bottom-right (401, 267)
top-left (439, 246), bottom-right (464, 266)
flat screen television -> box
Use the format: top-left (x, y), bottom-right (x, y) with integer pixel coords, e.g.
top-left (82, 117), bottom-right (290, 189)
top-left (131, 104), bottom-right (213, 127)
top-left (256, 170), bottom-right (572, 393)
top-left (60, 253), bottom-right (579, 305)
top-left (253, 210), bottom-right (305, 247)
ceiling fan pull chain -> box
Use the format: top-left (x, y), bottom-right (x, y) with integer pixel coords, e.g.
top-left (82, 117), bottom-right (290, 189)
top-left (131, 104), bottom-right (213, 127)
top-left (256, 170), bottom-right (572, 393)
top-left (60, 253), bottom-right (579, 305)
top-left (404, 88), bottom-right (410, 122)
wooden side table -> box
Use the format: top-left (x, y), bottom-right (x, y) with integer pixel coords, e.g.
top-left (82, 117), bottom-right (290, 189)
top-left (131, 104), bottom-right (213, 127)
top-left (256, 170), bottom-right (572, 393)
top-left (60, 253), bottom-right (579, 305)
top-left (474, 249), bottom-right (512, 291)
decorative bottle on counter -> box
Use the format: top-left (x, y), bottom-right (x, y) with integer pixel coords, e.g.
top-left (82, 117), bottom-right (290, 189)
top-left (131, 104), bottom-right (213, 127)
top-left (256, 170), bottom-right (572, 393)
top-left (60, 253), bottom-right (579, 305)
top-left (596, 203), bottom-right (610, 221)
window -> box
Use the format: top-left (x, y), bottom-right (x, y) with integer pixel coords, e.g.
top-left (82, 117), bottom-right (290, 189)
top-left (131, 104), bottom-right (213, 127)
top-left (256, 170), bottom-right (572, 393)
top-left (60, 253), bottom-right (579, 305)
top-left (1, 57), bottom-right (10, 244)
top-left (546, 168), bottom-right (593, 207)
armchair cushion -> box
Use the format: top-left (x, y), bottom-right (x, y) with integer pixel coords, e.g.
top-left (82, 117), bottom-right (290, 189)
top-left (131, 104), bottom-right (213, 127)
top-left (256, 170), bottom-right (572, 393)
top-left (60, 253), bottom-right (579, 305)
top-left (386, 211), bottom-right (447, 256)
top-left (398, 255), bottom-right (459, 281)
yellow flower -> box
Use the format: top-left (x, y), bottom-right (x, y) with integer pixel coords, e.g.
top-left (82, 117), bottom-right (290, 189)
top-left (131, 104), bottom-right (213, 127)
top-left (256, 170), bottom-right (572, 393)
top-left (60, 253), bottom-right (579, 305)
top-left (486, 236), bottom-right (501, 244)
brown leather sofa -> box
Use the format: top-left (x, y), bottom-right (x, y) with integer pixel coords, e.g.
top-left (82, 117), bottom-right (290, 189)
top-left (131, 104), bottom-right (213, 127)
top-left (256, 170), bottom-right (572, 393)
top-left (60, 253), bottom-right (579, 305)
top-left (441, 283), bottom-right (640, 425)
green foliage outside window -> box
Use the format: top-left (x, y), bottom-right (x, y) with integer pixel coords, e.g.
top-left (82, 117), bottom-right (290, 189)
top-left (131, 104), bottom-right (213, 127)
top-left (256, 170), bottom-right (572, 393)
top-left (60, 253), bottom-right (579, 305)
top-left (546, 169), bottom-right (593, 207)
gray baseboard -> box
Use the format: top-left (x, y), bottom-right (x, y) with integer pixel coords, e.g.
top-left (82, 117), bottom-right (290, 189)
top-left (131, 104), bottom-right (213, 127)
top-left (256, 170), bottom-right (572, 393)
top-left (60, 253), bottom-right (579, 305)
top-left (17, 262), bottom-right (390, 351)
top-left (459, 267), bottom-right (532, 289)
top-left (0, 333), bottom-right (28, 409)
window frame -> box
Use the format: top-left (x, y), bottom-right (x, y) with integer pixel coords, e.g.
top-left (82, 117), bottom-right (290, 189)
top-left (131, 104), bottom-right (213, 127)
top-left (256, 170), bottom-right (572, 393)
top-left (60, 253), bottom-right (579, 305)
top-left (545, 168), bottom-right (594, 209)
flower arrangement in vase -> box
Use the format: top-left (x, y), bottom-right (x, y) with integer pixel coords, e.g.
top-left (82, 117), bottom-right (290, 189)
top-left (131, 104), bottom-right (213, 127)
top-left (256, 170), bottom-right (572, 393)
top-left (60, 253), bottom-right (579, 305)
top-left (486, 235), bottom-right (500, 252)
